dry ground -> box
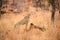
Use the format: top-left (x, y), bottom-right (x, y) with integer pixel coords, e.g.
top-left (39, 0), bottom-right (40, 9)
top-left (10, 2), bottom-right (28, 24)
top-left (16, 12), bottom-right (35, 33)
top-left (0, 3), bottom-right (60, 40)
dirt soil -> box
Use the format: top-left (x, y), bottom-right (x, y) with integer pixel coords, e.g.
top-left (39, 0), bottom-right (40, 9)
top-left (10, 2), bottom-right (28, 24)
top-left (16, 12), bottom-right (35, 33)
top-left (0, 0), bottom-right (60, 40)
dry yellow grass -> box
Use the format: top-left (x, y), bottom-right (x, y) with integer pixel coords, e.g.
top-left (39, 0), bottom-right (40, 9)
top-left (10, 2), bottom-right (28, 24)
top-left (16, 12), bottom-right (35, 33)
top-left (0, 0), bottom-right (60, 40)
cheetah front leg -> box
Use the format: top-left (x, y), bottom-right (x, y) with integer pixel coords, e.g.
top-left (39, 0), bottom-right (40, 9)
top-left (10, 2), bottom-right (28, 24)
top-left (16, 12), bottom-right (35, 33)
top-left (14, 14), bottom-right (31, 31)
